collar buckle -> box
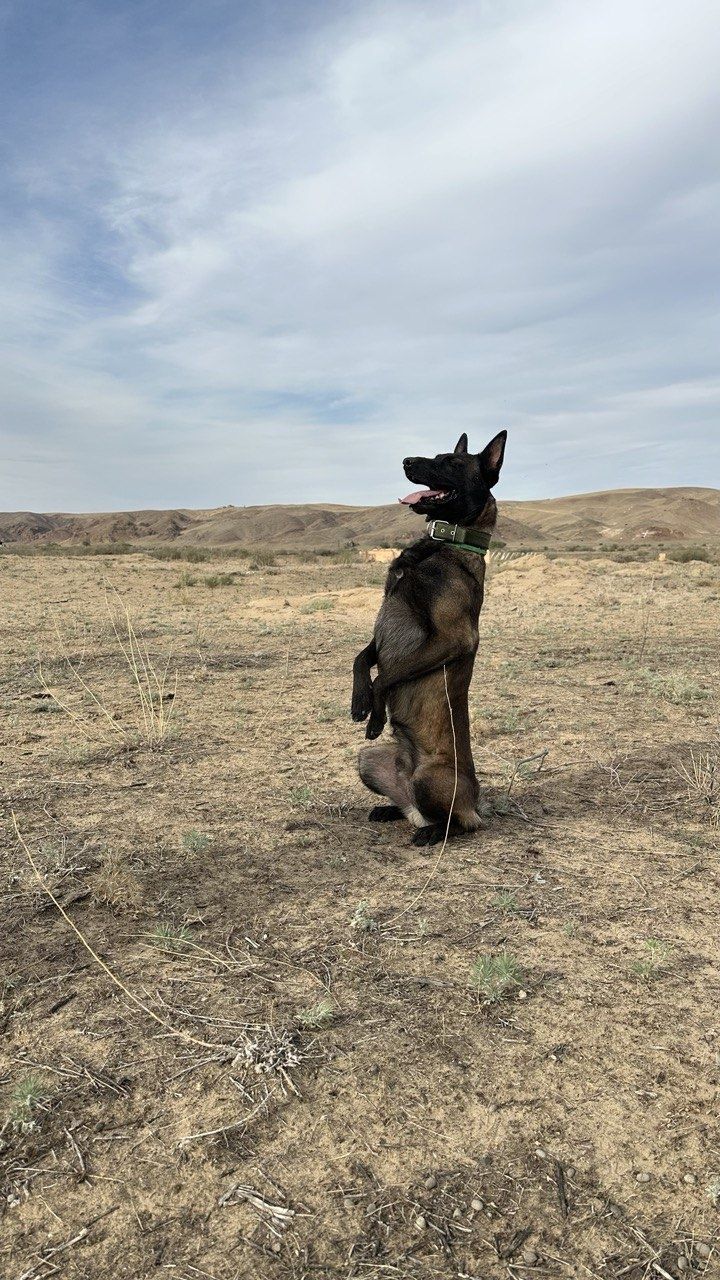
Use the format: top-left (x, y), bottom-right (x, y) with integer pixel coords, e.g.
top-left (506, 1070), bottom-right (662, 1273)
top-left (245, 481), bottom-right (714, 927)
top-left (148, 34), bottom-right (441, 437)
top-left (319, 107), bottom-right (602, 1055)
top-left (428, 520), bottom-right (459, 543)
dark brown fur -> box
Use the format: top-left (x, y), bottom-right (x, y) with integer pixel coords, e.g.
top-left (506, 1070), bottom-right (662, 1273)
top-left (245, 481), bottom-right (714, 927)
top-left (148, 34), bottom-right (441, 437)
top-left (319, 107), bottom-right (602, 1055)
top-left (351, 431), bottom-right (506, 845)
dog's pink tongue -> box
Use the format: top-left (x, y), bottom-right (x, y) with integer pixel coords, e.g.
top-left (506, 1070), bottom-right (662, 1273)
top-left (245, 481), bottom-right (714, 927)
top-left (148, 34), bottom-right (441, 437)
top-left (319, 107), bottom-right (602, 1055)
top-left (399, 488), bottom-right (443, 505)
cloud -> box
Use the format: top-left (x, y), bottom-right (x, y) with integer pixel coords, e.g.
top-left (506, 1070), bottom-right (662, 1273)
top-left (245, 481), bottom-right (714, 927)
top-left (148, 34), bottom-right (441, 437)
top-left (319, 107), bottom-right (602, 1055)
top-left (1, 0), bottom-right (719, 508)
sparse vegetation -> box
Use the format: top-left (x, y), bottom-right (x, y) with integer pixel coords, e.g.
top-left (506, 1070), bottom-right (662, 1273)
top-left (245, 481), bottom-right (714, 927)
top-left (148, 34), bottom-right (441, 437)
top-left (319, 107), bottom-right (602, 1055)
top-left (298, 997), bottom-right (334, 1028)
top-left (148, 545), bottom-right (247, 563)
top-left (629, 668), bottom-right (710, 704)
top-left (250, 548), bottom-right (277, 568)
top-left (181, 829), bottom-right (212, 854)
top-left (498, 708), bottom-right (522, 733)
top-left (668, 546), bottom-right (711, 563)
top-left (492, 889), bottom-right (519, 913)
top-left (631, 938), bottom-right (673, 981)
top-left (300, 596), bottom-right (335, 613)
top-left (2, 541), bottom-right (719, 1276)
top-left (350, 901), bottom-right (379, 933)
top-left (471, 952), bottom-right (524, 1002)
top-left (90, 850), bottom-right (143, 912)
top-left (290, 784), bottom-right (312, 807)
top-left (9, 1074), bottom-right (50, 1133)
top-left (149, 922), bottom-right (195, 950)
top-left (38, 594), bottom-right (178, 746)
top-left (676, 746), bottom-right (719, 825)
top-left (1, 541), bottom-right (136, 557)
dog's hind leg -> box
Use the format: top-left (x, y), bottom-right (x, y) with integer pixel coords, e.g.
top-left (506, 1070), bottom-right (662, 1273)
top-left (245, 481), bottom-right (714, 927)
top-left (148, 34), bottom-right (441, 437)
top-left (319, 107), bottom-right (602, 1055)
top-left (358, 744), bottom-right (429, 828)
top-left (369, 805), bottom-right (404, 822)
top-left (411, 764), bottom-right (482, 845)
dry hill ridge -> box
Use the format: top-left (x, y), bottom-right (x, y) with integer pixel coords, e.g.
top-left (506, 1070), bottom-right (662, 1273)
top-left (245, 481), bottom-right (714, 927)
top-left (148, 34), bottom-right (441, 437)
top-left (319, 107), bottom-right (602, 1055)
top-left (1, 486), bottom-right (719, 550)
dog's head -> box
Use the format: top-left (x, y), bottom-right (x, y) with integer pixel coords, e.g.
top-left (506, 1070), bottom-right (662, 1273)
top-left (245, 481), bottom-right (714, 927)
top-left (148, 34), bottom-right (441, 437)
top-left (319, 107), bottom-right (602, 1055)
top-left (399, 430), bottom-right (507, 524)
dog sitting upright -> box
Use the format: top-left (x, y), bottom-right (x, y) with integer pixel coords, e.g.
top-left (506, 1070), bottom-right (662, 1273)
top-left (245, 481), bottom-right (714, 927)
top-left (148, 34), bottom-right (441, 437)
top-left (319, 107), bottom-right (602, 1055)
top-left (351, 430), bottom-right (507, 846)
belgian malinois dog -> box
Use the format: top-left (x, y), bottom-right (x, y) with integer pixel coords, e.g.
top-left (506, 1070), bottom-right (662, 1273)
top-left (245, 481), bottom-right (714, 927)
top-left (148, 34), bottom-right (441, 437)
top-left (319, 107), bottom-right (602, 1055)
top-left (351, 430), bottom-right (507, 846)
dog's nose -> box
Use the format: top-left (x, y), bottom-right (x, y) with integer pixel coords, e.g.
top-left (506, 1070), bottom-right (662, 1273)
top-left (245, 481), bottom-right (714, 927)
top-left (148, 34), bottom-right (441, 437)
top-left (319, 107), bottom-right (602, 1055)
top-left (403, 457), bottom-right (416, 468)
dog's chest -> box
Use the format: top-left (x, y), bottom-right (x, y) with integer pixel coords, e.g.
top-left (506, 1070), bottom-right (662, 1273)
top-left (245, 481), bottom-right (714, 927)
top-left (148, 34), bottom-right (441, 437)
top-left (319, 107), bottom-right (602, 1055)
top-left (375, 590), bottom-right (424, 652)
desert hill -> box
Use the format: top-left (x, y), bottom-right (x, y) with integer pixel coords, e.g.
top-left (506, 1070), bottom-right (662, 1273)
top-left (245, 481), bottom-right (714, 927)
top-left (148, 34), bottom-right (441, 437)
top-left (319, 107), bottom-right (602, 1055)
top-left (1, 487), bottom-right (719, 550)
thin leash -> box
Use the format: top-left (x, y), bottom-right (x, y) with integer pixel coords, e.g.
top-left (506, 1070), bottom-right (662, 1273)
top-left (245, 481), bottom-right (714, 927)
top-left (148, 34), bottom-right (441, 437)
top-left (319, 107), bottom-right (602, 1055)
top-left (12, 812), bottom-right (230, 1054)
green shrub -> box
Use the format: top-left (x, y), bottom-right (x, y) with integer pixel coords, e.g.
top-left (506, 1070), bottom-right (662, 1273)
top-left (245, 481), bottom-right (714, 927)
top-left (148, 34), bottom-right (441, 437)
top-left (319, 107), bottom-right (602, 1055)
top-left (0, 541), bottom-right (135, 557)
top-left (471, 952), bottom-right (524, 1002)
top-left (300, 597), bottom-right (335, 614)
top-left (250, 548), bottom-right (277, 568)
top-left (668, 546), bottom-right (710, 563)
top-left (148, 545), bottom-right (215, 563)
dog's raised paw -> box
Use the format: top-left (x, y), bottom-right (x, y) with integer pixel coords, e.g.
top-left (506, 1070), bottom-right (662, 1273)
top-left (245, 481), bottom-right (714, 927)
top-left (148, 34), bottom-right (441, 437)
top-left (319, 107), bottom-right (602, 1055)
top-left (365, 716), bottom-right (385, 740)
top-left (351, 701), bottom-right (371, 722)
top-left (368, 805), bottom-right (403, 822)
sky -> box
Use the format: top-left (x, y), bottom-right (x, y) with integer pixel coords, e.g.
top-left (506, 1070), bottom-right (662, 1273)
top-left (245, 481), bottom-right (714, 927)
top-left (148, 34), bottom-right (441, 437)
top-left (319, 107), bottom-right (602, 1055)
top-left (1, 0), bottom-right (719, 511)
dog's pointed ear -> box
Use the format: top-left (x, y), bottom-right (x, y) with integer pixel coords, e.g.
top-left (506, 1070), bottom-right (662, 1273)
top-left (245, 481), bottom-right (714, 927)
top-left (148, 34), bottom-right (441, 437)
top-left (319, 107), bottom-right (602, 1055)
top-left (478, 430), bottom-right (507, 486)
top-left (453, 433), bottom-right (468, 455)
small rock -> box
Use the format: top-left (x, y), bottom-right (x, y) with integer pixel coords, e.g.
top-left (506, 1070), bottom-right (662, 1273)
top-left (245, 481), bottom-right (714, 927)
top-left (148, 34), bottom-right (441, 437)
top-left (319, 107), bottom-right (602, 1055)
top-left (470, 1197), bottom-right (483, 1211)
top-left (522, 1249), bottom-right (539, 1266)
top-left (271, 1240), bottom-right (282, 1253)
top-left (695, 1243), bottom-right (711, 1259)
top-left (566, 1167), bottom-right (576, 1178)
top-left (452, 1207), bottom-right (462, 1219)
top-left (535, 1148), bottom-right (548, 1160)
top-left (415, 1215), bottom-right (426, 1231)
top-left (424, 1175), bottom-right (437, 1190)
top-left (518, 989), bottom-right (528, 1000)
top-left (636, 1172), bottom-right (651, 1183)
top-left (676, 1257), bottom-right (688, 1272)
top-left (683, 1172), bottom-right (696, 1185)
top-left (343, 1196), bottom-right (356, 1209)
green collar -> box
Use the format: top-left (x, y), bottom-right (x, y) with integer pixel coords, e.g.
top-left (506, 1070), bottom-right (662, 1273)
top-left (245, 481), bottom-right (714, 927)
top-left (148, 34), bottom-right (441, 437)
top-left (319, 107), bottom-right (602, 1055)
top-left (428, 519), bottom-right (492, 556)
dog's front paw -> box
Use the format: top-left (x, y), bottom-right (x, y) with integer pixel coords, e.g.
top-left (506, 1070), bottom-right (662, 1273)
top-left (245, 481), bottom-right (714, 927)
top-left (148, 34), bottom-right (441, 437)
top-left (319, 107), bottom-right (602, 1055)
top-left (351, 694), bottom-right (372, 722)
top-left (365, 713), bottom-right (385, 740)
top-left (351, 676), bottom-right (373, 721)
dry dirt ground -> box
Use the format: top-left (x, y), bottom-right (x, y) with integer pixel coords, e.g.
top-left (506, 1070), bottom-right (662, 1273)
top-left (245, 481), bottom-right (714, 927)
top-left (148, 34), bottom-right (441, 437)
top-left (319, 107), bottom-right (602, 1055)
top-left (1, 548), bottom-right (719, 1280)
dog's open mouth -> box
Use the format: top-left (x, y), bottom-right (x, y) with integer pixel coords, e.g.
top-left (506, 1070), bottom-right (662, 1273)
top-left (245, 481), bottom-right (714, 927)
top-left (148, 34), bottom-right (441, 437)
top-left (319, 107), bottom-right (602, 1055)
top-left (398, 488), bottom-right (455, 506)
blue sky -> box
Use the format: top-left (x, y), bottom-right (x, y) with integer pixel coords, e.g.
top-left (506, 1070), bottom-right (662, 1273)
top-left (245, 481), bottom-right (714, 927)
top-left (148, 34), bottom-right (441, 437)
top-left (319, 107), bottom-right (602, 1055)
top-left (1, 0), bottom-right (719, 510)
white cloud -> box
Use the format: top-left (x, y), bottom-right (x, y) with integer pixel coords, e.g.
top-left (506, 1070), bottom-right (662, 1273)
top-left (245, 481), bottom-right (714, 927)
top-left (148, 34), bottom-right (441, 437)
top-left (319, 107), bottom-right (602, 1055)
top-left (1, 0), bottom-right (719, 508)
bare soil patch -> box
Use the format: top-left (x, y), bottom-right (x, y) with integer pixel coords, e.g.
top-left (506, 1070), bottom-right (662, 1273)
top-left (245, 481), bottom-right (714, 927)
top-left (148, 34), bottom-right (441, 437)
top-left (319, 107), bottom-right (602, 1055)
top-left (1, 549), bottom-right (718, 1278)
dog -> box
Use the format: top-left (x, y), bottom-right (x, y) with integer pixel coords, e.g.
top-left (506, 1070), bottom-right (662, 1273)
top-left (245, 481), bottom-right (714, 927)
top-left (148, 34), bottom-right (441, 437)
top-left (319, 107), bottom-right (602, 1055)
top-left (351, 429), bottom-right (507, 846)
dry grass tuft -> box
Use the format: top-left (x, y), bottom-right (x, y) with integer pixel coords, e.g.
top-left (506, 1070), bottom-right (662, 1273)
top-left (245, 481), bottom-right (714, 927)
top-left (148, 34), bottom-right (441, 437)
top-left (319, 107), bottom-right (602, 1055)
top-left (676, 746), bottom-right (719, 826)
top-left (38, 591), bottom-right (178, 746)
top-left (90, 851), bottom-right (144, 913)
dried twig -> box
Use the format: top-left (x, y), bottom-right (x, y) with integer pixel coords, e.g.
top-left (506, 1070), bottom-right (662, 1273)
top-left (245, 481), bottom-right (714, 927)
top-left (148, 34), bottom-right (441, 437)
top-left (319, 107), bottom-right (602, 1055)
top-left (553, 1159), bottom-right (569, 1218)
top-left (218, 1181), bottom-right (295, 1234)
top-left (177, 1089), bottom-right (273, 1146)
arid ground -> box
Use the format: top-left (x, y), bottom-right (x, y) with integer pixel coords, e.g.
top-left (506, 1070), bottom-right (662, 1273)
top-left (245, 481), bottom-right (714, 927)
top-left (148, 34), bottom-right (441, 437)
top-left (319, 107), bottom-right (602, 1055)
top-left (1, 546), bottom-right (719, 1279)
